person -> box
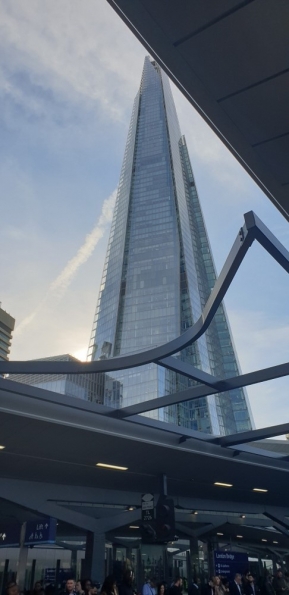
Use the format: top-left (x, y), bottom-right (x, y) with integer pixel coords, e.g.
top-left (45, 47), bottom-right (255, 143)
top-left (101, 577), bottom-right (118, 595)
top-left (82, 581), bottom-right (92, 595)
top-left (90, 587), bottom-right (98, 595)
top-left (6, 583), bottom-right (20, 595)
top-left (273, 571), bottom-right (288, 595)
top-left (157, 583), bottom-right (166, 595)
top-left (76, 583), bottom-right (84, 595)
top-left (169, 578), bottom-right (182, 595)
top-left (118, 570), bottom-right (134, 595)
top-left (143, 580), bottom-right (156, 595)
top-left (203, 579), bottom-right (214, 595)
top-left (222, 580), bottom-right (230, 594)
top-left (244, 574), bottom-right (257, 595)
top-left (213, 577), bottom-right (226, 595)
top-left (32, 583), bottom-right (44, 595)
top-left (263, 575), bottom-right (274, 595)
top-left (230, 574), bottom-right (243, 595)
top-left (61, 580), bottom-right (77, 595)
top-left (188, 578), bottom-right (200, 595)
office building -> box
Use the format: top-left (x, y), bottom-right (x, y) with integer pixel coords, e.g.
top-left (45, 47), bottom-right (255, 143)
top-left (9, 354), bottom-right (105, 403)
top-left (0, 304), bottom-right (15, 362)
top-left (88, 57), bottom-right (253, 434)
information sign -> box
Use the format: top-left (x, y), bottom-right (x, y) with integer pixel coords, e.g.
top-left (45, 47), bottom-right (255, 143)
top-left (214, 551), bottom-right (248, 580)
top-left (0, 524), bottom-right (21, 548)
top-left (24, 518), bottom-right (57, 546)
top-left (141, 493), bottom-right (155, 522)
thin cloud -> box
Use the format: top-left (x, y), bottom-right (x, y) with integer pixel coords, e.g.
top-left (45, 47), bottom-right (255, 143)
top-left (15, 189), bottom-right (116, 335)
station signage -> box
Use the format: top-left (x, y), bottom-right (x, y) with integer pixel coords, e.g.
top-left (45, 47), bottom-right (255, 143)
top-left (0, 524), bottom-right (21, 548)
top-left (214, 551), bottom-right (248, 580)
top-left (24, 518), bottom-right (57, 546)
top-left (141, 493), bottom-right (155, 522)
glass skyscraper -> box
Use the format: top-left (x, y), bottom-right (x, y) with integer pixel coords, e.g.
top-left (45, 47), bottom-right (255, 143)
top-left (88, 57), bottom-right (254, 435)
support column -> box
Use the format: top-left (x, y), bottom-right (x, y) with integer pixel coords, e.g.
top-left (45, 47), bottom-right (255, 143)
top-left (189, 538), bottom-right (200, 580)
top-left (29, 560), bottom-right (36, 591)
top-left (207, 539), bottom-right (217, 578)
top-left (83, 532), bottom-right (105, 585)
top-left (71, 550), bottom-right (77, 579)
top-left (17, 523), bottom-right (28, 591)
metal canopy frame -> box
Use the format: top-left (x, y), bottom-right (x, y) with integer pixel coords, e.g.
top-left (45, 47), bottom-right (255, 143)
top-left (1, 210), bottom-right (289, 452)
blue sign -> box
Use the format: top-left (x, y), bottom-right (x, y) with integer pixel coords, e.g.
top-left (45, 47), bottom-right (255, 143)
top-left (214, 551), bottom-right (249, 580)
top-left (0, 524), bottom-right (21, 548)
top-left (44, 568), bottom-right (72, 584)
top-left (44, 569), bottom-right (56, 582)
top-left (24, 518), bottom-right (57, 546)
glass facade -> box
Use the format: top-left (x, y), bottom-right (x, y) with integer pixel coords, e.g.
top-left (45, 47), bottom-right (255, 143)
top-left (88, 57), bottom-right (253, 434)
top-left (8, 354), bottom-right (105, 404)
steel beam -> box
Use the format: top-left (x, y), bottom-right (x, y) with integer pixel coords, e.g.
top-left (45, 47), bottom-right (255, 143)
top-left (1, 209), bottom-right (282, 377)
top-left (216, 422), bottom-right (289, 447)
top-left (108, 361), bottom-right (289, 417)
top-left (158, 356), bottom-right (222, 387)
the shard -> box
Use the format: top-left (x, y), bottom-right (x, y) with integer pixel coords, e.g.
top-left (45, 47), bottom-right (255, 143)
top-left (88, 57), bottom-right (253, 435)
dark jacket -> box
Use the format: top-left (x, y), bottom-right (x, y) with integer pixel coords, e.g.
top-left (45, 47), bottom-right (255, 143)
top-left (245, 583), bottom-right (257, 595)
top-left (230, 582), bottom-right (242, 595)
top-left (273, 577), bottom-right (288, 595)
top-left (188, 584), bottom-right (199, 595)
top-left (118, 583), bottom-right (134, 595)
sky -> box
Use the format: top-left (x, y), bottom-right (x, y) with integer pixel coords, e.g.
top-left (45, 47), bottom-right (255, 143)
top-left (0, 0), bottom-right (288, 431)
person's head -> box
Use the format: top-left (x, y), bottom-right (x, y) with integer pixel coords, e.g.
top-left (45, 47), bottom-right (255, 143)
top-left (66, 580), bottom-right (76, 593)
top-left (82, 580), bottom-right (92, 593)
top-left (235, 575), bottom-right (242, 585)
top-left (6, 583), bottom-right (19, 595)
top-left (76, 582), bottom-right (83, 593)
top-left (101, 576), bottom-right (117, 595)
top-left (213, 578), bottom-right (220, 587)
top-left (174, 578), bottom-right (181, 588)
top-left (158, 583), bottom-right (165, 595)
top-left (34, 583), bottom-right (43, 593)
top-left (90, 586), bottom-right (97, 595)
top-left (247, 575), bottom-right (254, 584)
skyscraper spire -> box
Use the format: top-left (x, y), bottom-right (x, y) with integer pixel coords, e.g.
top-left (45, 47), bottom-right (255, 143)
top-left (88, 57), bottom-right (253, 435)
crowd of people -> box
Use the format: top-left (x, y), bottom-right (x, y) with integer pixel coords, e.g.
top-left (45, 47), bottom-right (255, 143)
top-left (188, 570), bottom-right (289, 595)
top-left (5, 569), bottom-right (289, 595)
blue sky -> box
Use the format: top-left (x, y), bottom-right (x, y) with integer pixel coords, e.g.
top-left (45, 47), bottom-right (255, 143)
top-left (1, 0), bottom-right (288, 430)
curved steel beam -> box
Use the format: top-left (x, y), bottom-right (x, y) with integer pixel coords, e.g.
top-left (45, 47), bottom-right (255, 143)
top-left (1, 210), bottom-right (289, 376)
top-left (106, 361), bottom-right (289, 418)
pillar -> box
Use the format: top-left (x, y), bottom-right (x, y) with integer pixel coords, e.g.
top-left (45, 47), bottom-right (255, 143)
top-left (83, 532), bottom-right (106, 585)
top-left (17, 523), bottom-right (28, 591)
top-left (29, 560), bottom-right (36, 591)
top-left (207, 539), bottom-right (217, 578)
top-left (71, 550), bottom-right (77, 579)
top-left (189, 538), bottom-right (200, 580)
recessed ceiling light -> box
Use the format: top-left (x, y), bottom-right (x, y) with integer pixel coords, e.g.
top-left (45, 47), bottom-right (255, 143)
top-left (253, 488), bottom-right (268, 493)
top-left (236, 535), bottom-right (243, 538)
top-left (273, 541), bottom-right (278, 544)
top-left (214, 482), bottom-right (233, 488)
top-left (217, 532), bottom-right (224, 536)
top-left (127, 506), bottom-right (135, 511)
top-left (0, 446), bottom-right (5, 450)
top-left (129, 526), bottom-right (139, 529)
top-left (240, 515), bottom-right (246, 519)
top-left (96, 463), bottom-right (128, 471)
top-left (192, 511), bottom-right (198, 515)
top-left (262, 539), bottom-right (267, 542)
